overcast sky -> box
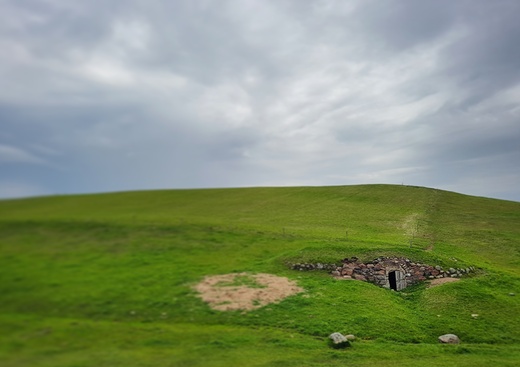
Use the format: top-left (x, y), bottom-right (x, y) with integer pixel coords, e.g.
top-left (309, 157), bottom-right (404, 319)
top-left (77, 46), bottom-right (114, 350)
top-left (1, 0), bottom-right (520, 201)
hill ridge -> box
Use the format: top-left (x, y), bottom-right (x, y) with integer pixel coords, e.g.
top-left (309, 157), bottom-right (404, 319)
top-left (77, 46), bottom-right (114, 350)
top-left (1, 184), bottom-right (519, 366)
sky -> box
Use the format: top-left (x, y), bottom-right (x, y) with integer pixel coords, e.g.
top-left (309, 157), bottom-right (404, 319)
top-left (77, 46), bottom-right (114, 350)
top-left (1, 0), bottom-right (520, 202)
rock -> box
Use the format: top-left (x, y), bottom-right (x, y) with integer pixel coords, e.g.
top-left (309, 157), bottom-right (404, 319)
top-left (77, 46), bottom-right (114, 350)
top-left (509, 293), bottom-right (516, 296)
top-left (435, 265), bottom-right (442, 271)
top-left (353, 274), bottom-right (366, 281)
top-left (331, 270), bottom-right (340, 277)
top-left (329, 332), bottom-right (351, 348)
top-left (345, 334), bottom-right (356, 341)
top-left (341, 268), bottom-right (353, 276)
top-left (438, 334), bottom-right (460, 344)
top-left (449, 268), bottom-right (456, 274)
top-left (329, 332), bottom-right (346, 343)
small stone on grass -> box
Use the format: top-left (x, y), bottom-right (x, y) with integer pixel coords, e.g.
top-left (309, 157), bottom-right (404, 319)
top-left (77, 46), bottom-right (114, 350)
top-left (438, 334), bottom-right (460, 344)
top-left (329, 332), bottom-right (351, 348)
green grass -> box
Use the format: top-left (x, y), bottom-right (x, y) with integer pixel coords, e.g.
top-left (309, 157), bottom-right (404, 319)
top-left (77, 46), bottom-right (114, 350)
top-left (213, 274), bottom-right (267, 288)
top-left (0, 184), bottom-right (519, 366)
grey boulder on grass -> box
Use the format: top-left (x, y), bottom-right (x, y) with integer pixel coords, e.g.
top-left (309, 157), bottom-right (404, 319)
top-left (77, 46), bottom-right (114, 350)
top-left (329, 332), bottom-right (351, 348)
top-left (438, 334), bottom-right (460, 344)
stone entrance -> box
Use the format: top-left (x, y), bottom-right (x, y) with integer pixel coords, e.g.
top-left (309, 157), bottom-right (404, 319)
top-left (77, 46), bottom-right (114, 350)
top-left (388, 270), bottom-right (406, 291)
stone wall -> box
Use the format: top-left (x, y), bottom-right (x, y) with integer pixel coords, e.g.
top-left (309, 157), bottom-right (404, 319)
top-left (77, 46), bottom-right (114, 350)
top-left (290, 263), bottom-right (337, 271)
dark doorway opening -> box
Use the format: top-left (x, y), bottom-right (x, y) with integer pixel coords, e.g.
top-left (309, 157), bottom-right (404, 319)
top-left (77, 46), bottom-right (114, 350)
top-left (388, 271), bottom-right (397, 291)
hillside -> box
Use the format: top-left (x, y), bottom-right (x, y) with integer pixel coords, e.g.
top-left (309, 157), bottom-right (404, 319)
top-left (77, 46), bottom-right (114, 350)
top-left (0, 184), bottom-right (519, 366)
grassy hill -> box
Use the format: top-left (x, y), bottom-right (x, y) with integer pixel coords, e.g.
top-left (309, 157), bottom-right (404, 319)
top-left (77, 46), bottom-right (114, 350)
top-left (0, 184), bottom-right (519, 366)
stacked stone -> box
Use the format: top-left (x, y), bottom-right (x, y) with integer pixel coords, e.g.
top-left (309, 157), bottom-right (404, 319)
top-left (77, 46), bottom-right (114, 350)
top-left (445, 266), bottom-right (476, 277)
top-left (290, 263), bottom-right (338, 271)
top-left (332, 257), bottom-right (386, 285)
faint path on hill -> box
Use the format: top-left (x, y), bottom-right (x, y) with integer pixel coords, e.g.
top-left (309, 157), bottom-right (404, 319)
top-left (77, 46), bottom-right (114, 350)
top-left (402, 189), bottom-right (441, 250)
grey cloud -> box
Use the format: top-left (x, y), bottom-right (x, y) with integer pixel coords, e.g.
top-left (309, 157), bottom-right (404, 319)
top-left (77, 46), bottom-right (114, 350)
top-left (1, 1), bottom-right (114, 58)
top-left (439, 3), bottom-right (520, 107)
top-left (351, 0), bottom-right (457, 51)
top-left (0, 143), bottom-right (45, 164)
top-left (1, 0), bottom-right (519, 201)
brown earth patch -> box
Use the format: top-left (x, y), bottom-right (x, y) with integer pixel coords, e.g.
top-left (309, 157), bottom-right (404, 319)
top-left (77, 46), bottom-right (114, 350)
top-left (428, 277), bottom-right (461, 288)
top-left (194, 272), bottom-right (304, 311)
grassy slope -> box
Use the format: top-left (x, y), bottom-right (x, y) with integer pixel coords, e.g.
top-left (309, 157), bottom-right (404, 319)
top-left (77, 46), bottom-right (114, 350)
top-left (0, 184), bottom-right (519, 366)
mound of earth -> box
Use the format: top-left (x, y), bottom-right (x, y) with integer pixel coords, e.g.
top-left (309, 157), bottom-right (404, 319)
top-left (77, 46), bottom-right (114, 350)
top-left (194, 272), bottom-right (304, 311)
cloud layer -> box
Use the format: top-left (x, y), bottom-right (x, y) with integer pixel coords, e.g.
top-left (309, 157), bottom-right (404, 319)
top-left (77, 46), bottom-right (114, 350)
top-left (1, 0), bottom-right (520, 200)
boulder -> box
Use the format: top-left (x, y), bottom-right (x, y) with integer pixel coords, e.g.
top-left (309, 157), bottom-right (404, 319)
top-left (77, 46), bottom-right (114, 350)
top-left (329, 332), bottom-right (351, 348)
top-left (438, 334), bottom-right (460, 344)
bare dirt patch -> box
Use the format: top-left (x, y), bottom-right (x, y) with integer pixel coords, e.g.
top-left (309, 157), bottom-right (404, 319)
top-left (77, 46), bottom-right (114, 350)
top-left (194, 273), bottom-right (304, 311)
top-left (428, 277), bottom-right (461, 288)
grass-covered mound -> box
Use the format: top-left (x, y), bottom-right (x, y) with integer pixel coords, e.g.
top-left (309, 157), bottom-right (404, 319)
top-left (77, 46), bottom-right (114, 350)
top-left (0, 184), bottom-right (519, 366)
